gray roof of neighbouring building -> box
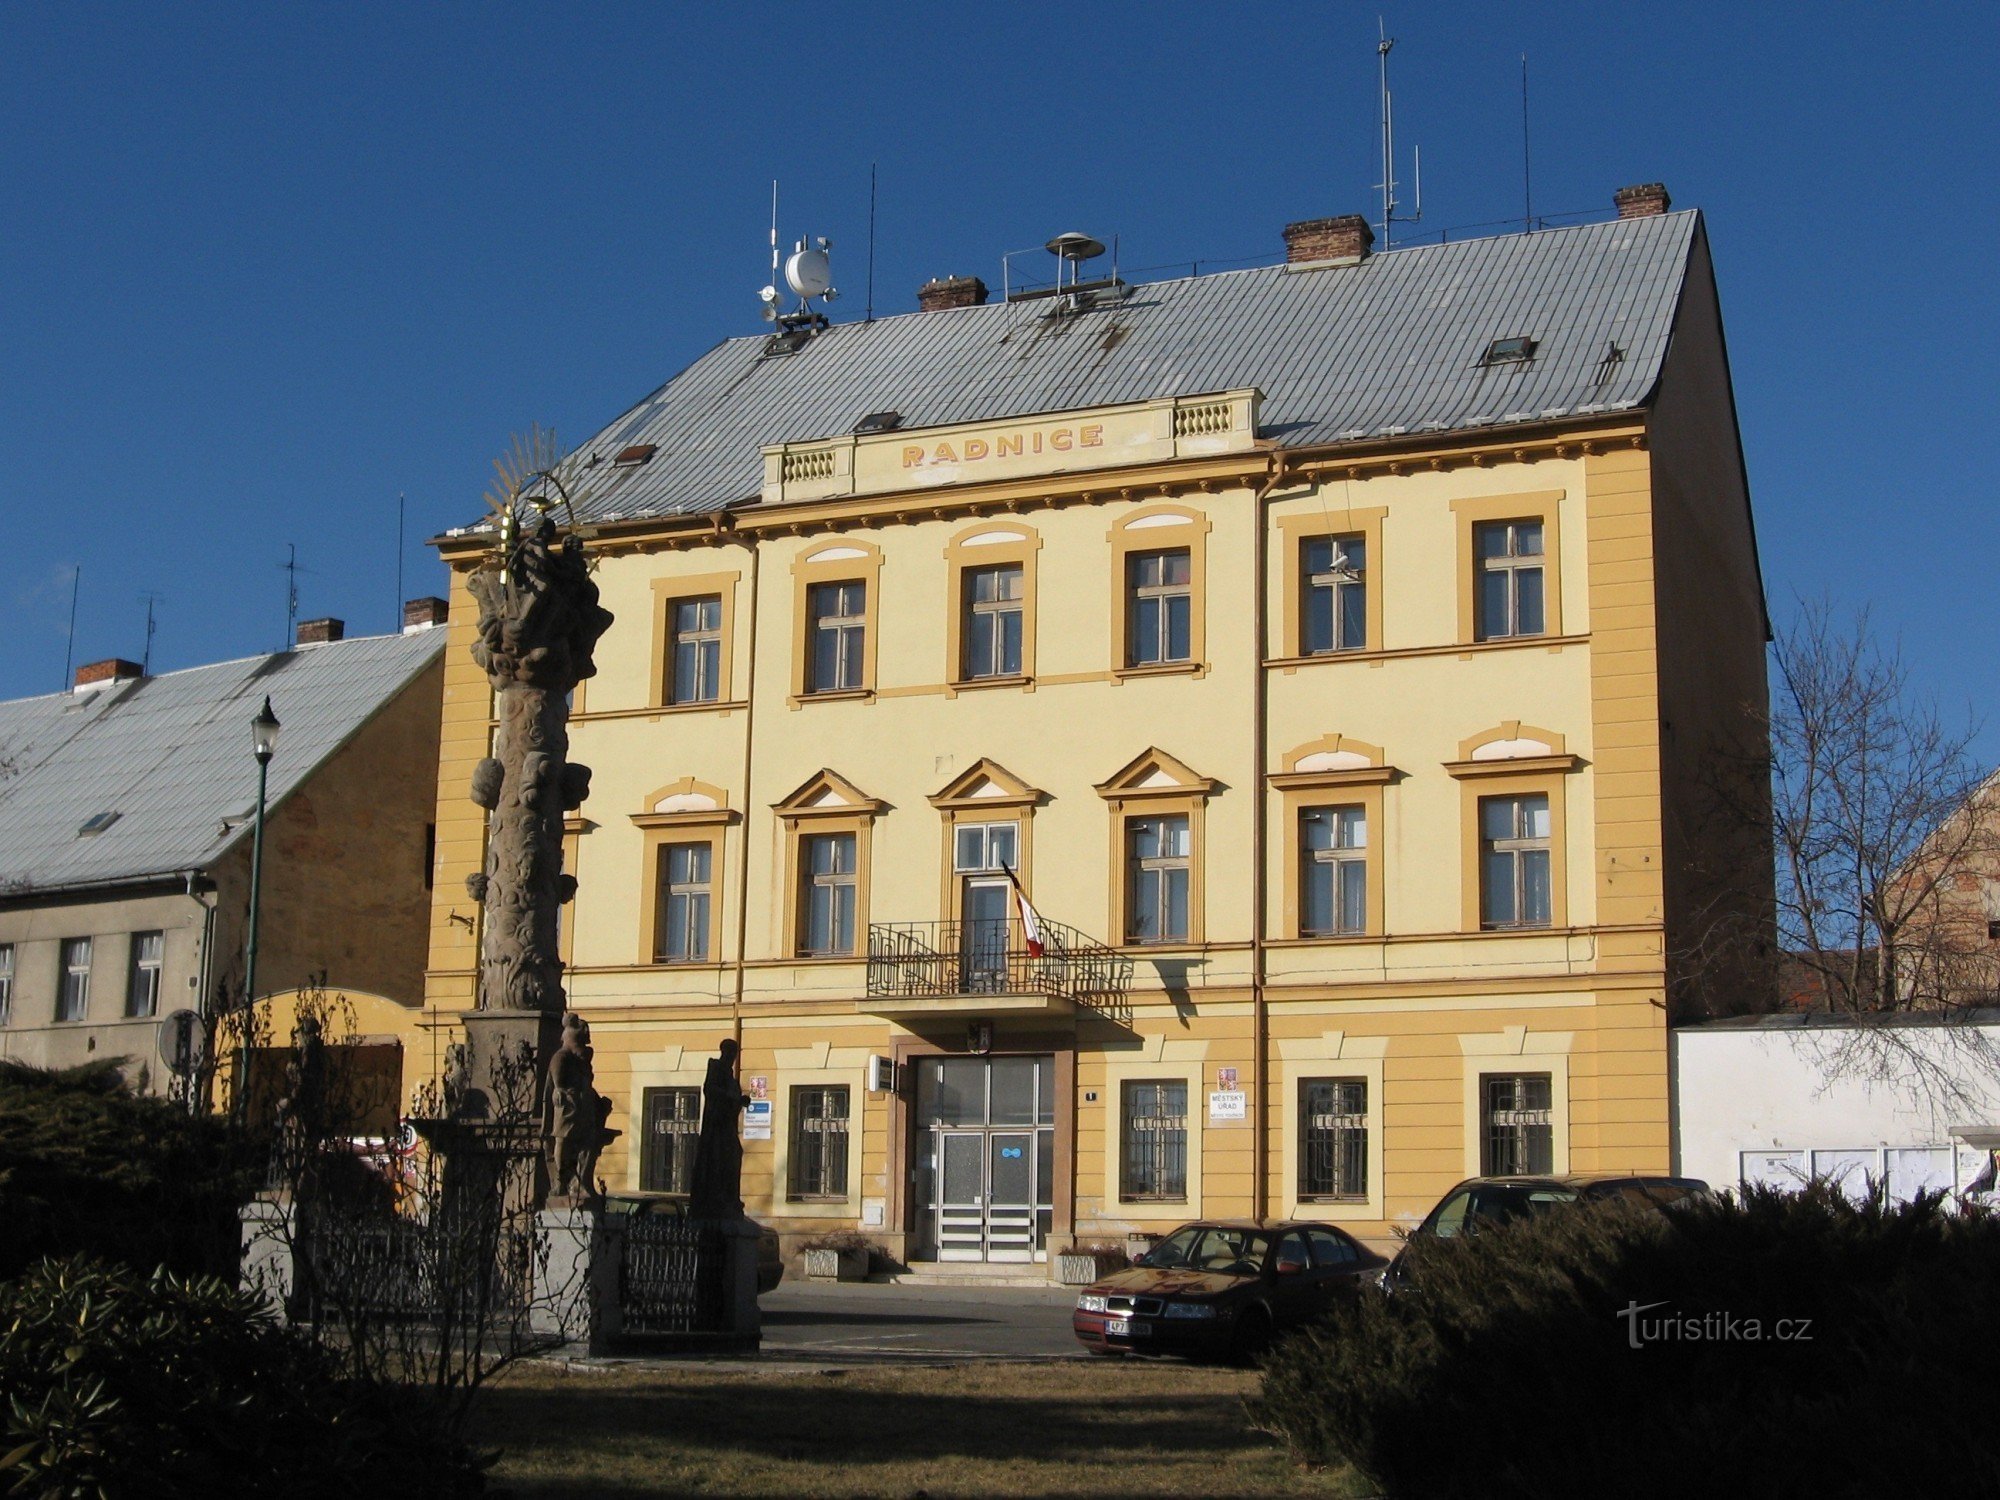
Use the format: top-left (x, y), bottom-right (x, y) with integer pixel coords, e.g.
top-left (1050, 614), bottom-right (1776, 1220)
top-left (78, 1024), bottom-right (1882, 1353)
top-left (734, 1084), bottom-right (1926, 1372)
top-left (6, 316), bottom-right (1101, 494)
top-left (0, 630), bottom-right (445, 895)
top-left (522, 210), bottom-right (1702, 529)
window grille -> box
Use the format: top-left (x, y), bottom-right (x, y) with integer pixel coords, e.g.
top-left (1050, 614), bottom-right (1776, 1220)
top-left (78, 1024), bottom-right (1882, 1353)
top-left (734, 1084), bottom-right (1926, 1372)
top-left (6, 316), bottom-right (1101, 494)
top-left (1482, 1073), bottom-right (1554, 1175)
top-left (788, 1085), bottom-right (851, 1200)
top-left (1299, 1079), bottom-right (1368, 1200)
top-left (640, 1086), bottom-right (701, 1194)
top-left (1120, 1079), bottom-right (1188, 1201)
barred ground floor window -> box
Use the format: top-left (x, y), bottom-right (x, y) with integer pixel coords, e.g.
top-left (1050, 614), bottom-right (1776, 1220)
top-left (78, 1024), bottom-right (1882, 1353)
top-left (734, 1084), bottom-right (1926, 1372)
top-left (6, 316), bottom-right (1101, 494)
top-left (639, 1086), bottom-right (700, 1194)
top-left (1299, 1078), bottom-right (1368, 1202)
top-left (1481, 1072), bottom-right (1553, 1175)
top-left (1120, 1079), bottom-right (1188, 1202)
top-left (789, 1084), bottom-right (851, 1201)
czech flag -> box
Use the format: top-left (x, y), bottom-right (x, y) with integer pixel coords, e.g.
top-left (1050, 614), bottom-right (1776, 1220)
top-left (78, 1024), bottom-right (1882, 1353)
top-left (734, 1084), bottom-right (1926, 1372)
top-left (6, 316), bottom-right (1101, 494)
top-left (1002, 863), bottom-right (1045, 958)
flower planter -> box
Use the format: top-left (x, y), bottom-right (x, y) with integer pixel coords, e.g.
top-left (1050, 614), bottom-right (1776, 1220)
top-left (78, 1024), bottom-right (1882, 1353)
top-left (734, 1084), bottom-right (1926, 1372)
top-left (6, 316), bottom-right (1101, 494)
top-left (803, 1247), bottom-right (870, 1282)
top-left (1056, 1253), bottom-right (1102, 1286)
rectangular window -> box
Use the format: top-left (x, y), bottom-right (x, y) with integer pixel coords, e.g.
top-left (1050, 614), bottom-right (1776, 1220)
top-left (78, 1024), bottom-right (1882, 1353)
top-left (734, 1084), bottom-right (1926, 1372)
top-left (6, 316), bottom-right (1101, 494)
top-left (655, 843), bottom-right (712, 963)
top-left (962, 564), bottom-right (1024, 679)
top-left (953, 821), bottom-right (1019, 875)
top-left (788, 1085), bottom-right (851, 1200)
top-left (1120, 1079), bottom-right (1188, 1201)
top-left (57, 937), bottom-right (91, 1022)
top-left (1126, 549), bottom-right (1192, 667)
top-left (1299, 1078), bottom-right (1368, 1201)
top-left (668, 594), bottom-right (724, 704)
top-left (807, 581), bottom-right (867, 693)
top-left (639, 1086), bottom-right (701, 1194)
top-left (1481, 1073), bottom-right (1554, 1175)
top-left (0, 944), bottom-right (11, 1025)
top-left (1474, 521), bottom-right (1546, 640)
top-left (1126, 814), bottom-right (1191, 944)
top-left (1301, 806), bottom-right (1368, 936)
top-left (1480, 793), bottom-right (1553, 929)
top-left (126, 930), bottom-right (163, 1018)
top-left (800, 832), bottom-right (858, 955)
top-left (1301, 535), bottom-right (1367, 653)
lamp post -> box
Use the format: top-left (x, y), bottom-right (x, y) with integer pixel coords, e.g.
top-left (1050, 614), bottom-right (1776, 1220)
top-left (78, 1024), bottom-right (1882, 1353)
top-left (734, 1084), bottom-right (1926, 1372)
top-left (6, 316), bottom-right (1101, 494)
top-left (235, 695), bottom-right (281, 1121)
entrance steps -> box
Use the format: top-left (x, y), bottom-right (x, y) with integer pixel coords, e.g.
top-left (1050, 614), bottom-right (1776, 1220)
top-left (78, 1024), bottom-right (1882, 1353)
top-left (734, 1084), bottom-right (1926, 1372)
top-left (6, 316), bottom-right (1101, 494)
top-left (881, 1261), bottom-right (1058, 1289)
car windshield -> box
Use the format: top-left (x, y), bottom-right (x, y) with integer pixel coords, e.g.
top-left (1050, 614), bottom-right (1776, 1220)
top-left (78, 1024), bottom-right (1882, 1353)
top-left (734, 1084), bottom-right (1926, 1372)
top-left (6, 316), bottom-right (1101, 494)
top-left (1432, 1185), bottom-right (1578, 1238)
top-left (1146, 1227), bottom-right (1272, 1275)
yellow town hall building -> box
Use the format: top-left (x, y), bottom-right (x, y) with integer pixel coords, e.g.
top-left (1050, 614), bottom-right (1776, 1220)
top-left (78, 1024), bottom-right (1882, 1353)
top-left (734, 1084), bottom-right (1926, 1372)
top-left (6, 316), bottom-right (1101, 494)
top-left (423, 183), bottom-right (1770, 1262)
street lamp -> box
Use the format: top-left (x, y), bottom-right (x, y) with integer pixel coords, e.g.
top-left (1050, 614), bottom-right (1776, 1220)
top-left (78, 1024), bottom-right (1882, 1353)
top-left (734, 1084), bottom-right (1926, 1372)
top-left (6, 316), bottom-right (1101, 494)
top-left (235, 695), bottom-right (281, 1121)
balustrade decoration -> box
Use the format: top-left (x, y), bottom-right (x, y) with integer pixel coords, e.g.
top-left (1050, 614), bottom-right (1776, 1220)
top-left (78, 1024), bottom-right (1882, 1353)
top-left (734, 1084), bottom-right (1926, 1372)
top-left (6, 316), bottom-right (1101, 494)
top-left (867, 917), bottom-right (1130, 1005)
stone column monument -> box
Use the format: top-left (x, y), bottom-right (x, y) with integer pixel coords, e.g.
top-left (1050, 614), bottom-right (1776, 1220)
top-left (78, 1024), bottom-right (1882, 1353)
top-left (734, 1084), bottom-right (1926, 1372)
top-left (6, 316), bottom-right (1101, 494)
top-left (459, 510), bottom-right (613, 1188)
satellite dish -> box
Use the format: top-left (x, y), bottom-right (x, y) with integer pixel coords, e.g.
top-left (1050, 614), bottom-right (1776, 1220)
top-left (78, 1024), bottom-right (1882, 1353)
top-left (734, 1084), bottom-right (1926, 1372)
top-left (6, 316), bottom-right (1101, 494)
top-left (785, 240), bottom-right (833, 299)
top-left (758, 284), bottom-right (781, 323)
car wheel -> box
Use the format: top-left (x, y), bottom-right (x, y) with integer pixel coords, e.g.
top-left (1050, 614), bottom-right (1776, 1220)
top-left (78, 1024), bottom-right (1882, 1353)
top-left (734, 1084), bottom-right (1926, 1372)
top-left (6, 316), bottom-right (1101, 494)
top-left (1230, 1307), bottom-right (1274, 1365)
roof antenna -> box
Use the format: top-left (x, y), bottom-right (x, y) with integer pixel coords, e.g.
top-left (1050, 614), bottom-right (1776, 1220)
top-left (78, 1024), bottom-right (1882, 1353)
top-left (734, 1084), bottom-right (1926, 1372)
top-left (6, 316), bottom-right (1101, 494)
top-left (758, 181), bottom-right (781, 324)
top-left (865, 163), bottom-right (877, 323)
top-left (139, 592), bottom-right (161, 674)
top-left (280, 543), bottom-right (302, 650)
top-left (1376, 19), bottom-right (1423, 250)
top-left (1521, 53), bottom-right (1534, 232)
top-left (395, 491), bottom-right (405, 634)
top-left (61, 564), bottom-right (80, 691)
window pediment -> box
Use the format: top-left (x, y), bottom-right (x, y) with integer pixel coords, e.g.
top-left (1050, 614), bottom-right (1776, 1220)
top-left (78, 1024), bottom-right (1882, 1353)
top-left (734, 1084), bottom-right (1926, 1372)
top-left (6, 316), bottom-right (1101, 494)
top-left (1447, 722), bottom-right (1580, 779)
top-left (1271, 734), bottom-right (1396, 789)
top-left (928, 758), bottom-right (1045, 811)
top-left (774, 768), bottom-right (887, 820)
top-left (1095, 746), bottom-right (1220, 802)
top-left (631, 777), bottom-right (738, 829)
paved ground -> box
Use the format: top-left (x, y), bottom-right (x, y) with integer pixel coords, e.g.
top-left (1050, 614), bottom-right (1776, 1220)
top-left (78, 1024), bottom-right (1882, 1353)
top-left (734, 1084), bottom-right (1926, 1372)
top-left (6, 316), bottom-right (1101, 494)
top-left (756, 1279), bottom-right (1083, 1361)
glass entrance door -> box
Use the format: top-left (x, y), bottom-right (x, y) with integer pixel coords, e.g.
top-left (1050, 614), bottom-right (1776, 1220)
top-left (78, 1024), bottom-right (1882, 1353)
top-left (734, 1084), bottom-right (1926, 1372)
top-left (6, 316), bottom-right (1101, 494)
top-left (911, 1056), bottom-right (1057, 1262)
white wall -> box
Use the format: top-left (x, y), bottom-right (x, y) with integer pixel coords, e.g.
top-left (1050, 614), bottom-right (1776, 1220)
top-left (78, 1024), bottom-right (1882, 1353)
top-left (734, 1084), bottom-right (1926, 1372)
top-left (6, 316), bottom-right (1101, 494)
top-left (1672, 1021), bottom-right (2000, 1201)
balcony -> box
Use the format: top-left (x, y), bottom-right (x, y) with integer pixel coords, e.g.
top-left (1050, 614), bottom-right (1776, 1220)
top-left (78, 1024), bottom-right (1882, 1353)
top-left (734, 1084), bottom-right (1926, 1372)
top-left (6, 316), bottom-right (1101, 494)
top-left (866, 917), bottom-right (1132, 1012)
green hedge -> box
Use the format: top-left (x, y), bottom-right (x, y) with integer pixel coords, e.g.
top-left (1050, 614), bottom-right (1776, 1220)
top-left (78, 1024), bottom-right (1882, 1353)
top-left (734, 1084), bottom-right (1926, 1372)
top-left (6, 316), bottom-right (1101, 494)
top-left (0, 1059), bottom-right (264, 1280)
top-left (0, 1258), bottom-right (485, 1498)
top-left (1248, 1184), bottom-right (2000, 1498)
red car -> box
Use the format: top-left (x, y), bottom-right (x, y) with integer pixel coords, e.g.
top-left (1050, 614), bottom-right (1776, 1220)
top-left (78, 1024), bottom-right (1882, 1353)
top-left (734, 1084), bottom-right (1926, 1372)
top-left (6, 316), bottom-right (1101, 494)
top-left (1072, 1219), bottom-right (1387, 1361)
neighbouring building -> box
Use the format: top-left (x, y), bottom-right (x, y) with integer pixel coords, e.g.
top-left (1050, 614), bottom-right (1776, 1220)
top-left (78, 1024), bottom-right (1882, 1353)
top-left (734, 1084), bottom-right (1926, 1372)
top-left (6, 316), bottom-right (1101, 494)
top-left (1674, 1011), bottom-right (2000, 1203)
top-left (0, 606), bottom-right (448, 1098)
top-left (425, 183), bottom-right (1771, 1261)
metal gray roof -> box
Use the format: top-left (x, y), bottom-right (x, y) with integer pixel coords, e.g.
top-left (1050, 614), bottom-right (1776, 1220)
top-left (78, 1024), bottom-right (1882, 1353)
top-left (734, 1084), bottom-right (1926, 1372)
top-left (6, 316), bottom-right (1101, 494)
top-left (541, 211), bottom-right (1699, 528)
top-left (0, 630), bottom-right (445, 895)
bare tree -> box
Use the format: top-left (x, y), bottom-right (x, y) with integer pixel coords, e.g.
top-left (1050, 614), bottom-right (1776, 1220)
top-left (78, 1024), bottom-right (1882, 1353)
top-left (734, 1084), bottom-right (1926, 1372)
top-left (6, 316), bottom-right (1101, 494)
top-left (1767, 600), bottom-right (2000, 1105)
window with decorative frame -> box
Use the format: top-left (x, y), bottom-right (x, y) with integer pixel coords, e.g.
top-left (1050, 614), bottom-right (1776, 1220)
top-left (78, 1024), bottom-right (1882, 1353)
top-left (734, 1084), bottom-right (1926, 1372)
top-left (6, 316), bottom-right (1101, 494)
top-left (1300, 807), bottom-right (1368, 936)
top-left (1446, 726), bottom-right (1577, 934)
top-left (1120, 1079), bottom-right (1188, 1202)
top-left (654, 843), bottom-right (713, 962)
top-left (1096, 747), bottom-right (1216, 947)
top-left (1273, 736), bottom-right (1393, 941)
top-left (944, 524), bottom-right (1040, 690)
top-left (790, 540), bottom-right (883, 703)
top-left (640, 1086), bottom-right (701, 1193)
top-left (1298, 1078), bottom-right (1369, 1202)
top-left (1125, 814), bottom-right (1192, 944)
top-left (1301, 535), bottom-right (1367, 654)
top-left (1450, 491), bottom-right (1563, 645)
top-left (775, 770), bottom-right (881, 961)
top-left (649, 571), bottom-right (739, 710)
top-left (800, 832), bottom-right (859, 956)
top-left (1481, 1073), bottom-right (1554, 1175)
top-left (1478, 792), bottom-right (1553, 930)
top-left (787, 1084), bottom-right (851, 1200)
top-left (1108, 507), bottom-right (1210, 679)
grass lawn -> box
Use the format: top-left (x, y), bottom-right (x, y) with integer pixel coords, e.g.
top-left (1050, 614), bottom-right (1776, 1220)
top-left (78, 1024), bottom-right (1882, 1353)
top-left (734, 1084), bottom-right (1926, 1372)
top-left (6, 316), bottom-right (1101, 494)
top-left (474, 1358), bottom-right (1360, 1498)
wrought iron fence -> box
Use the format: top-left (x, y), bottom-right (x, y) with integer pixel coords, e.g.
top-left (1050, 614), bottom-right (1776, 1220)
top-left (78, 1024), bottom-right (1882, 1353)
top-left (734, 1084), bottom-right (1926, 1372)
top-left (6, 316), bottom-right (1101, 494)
top-left (295, 1201), bottom-right (534, 1322)
top-left (619, 1209), bottom-right (728, 1334)
top-left (867, 917), bottom-right (1130, 1002)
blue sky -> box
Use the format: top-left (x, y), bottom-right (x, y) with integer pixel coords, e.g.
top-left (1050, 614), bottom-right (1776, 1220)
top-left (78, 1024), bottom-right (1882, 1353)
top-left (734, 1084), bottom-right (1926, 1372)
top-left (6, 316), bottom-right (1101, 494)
top-left (3, 3), bottom-right (1995, 752)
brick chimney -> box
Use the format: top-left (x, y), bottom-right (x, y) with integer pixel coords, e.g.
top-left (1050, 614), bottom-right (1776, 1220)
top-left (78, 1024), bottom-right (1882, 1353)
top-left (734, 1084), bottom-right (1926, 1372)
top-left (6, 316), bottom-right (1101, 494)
top-left (402, 596), bottom-right (449, 633)
top-left (917, 275), bottom-right (988, 311)
top-left (296, 617), bottom-right (344, 646)
top-left (1284, 215), bottom-right (1375, 265)
top-left (74, 658), bottom-right (144, 692)
top-left (1614, 182), bottom-right (1672, 219)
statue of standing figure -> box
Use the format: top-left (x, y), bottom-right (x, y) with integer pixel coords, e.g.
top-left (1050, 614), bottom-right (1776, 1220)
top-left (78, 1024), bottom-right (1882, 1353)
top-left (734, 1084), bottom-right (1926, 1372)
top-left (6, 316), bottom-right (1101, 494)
top-left (689, 1039), bottom-right (749, 1218)
top-left (544, 1013), bottom-right (612, 1202)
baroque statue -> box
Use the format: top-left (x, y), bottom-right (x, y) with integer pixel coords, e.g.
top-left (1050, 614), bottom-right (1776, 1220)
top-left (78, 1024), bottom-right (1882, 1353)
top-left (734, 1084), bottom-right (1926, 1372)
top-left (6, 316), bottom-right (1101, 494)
top-left (545, 1013), bottom-right (614, 1202)
top-left (689, 1039), bottom-right (749, 1218)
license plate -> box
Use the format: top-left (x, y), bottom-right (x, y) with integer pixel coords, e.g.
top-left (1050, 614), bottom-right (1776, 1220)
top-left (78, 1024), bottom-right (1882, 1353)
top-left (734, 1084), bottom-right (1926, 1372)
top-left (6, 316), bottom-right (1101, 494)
top-left (1105, 1318), bottom-right (1149, 1337)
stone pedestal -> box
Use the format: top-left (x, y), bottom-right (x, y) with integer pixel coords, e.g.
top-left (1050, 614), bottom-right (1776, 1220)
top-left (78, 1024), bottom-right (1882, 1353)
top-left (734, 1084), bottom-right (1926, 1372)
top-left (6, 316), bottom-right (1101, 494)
top-left (240, 1198), bottom-right (295, 1320)
top-left (718, 1215), bottom-right (763, 1340)
top-left (531, 1204), bottom-right (624, 1356)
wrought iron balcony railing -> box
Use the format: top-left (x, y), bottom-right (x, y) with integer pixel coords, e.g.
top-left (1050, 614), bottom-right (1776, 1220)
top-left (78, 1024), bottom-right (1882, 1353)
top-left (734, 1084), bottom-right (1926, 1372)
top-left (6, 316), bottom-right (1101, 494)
top-left (867, 917), bottom-right (1131, 1004)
